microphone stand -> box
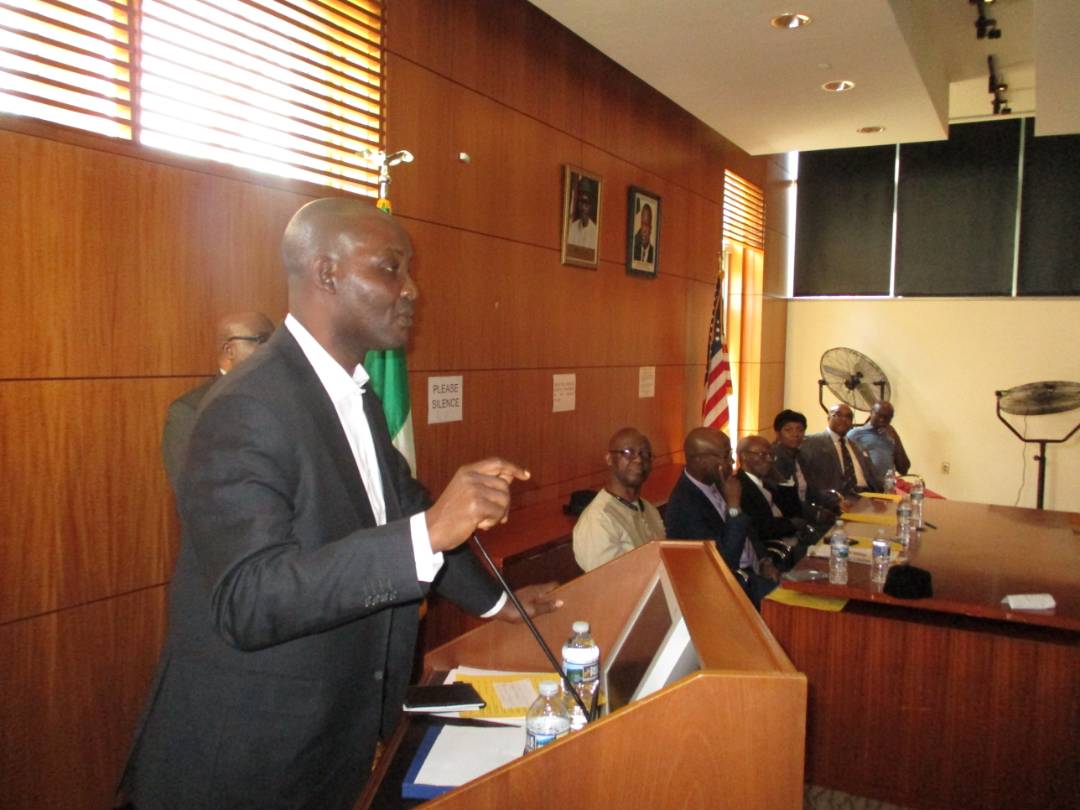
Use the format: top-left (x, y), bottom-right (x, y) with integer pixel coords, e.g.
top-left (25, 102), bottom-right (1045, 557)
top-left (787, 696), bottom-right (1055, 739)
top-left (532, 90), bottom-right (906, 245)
top-left (470, 534), bottom-right (595, 722)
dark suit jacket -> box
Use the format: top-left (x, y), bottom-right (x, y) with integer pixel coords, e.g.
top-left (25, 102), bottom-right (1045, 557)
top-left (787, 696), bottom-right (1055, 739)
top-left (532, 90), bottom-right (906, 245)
top-left (161, 377), bottom-right (216, 492)
top-left (663, 470), bottom-right (756, 573)
top-left (799, 429), bottom-right (882, 496)
top-left (736, 470), bottom-right (799, 542)
top-left (121, 328), bottom-right (501, 810)
top-left (632, 230), bottom-right (654, 263)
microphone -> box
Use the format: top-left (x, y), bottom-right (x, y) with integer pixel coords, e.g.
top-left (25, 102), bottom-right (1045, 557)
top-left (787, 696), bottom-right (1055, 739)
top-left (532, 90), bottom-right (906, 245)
top-left (469, 534), bottom-right (595, 722)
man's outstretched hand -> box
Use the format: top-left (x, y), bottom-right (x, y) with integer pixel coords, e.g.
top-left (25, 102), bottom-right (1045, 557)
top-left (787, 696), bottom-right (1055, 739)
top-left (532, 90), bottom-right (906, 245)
top-left (494, 581), bottom-right (564, 624)
top-left (426, 458), bottom-right (530, 552)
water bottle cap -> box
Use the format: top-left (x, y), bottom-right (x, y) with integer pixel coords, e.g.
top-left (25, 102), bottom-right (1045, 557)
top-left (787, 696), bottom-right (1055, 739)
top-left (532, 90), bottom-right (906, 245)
top-left (538, 681), bottom-right (559, 697)
top-left (572, 620), bottom-right (590, 633)
top-left (835, 520), bottom-right (845, 528)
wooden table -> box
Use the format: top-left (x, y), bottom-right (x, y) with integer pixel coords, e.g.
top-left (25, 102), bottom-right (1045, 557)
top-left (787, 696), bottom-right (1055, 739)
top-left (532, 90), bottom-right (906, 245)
top-left (762, 497), bottom-right (1080, 809)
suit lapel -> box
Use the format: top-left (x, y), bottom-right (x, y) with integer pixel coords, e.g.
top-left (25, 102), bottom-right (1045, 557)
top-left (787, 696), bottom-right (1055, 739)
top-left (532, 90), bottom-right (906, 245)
top-left (272, 329), bottom-right (378, 527)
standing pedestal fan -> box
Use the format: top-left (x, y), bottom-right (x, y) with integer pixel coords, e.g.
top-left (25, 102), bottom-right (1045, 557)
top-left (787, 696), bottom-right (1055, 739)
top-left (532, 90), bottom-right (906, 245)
top-left (995, 381), bottom-right (1080, 510)
top-left (818, 347), bottom-right (891, 415)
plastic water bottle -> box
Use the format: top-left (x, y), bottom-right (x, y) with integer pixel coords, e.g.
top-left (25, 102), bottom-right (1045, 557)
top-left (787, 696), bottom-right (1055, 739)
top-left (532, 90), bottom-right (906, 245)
top-left (524, 681), bottom-right (571, 753)
top-left (561, 620), bottom-right (599, 730)
top-left (910, 477), bottom-right (925, 530)
top-left (897, 499), bottom-right (913, 546)
top-left (871, 529), bottom-right (890, 584)
top-left (883, 467), bottom-right (897, 494)
top-left (829, 520), bottom-right (849, 585)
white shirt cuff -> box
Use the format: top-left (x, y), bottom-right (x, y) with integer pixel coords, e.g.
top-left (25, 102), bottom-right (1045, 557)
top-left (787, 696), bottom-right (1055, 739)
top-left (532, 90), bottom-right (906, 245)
top-left (410, 512), bottom-right (444, 582)
top-left (480, 592), bottom-right (507, 619)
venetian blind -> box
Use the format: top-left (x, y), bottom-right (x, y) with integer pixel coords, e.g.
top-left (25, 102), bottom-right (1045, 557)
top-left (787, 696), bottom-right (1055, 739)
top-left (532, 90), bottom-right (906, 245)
top-left (0, 0), bottom-right (133, 138)
top-left (722, 170), bottom-right (765, 249)
top-left (1, 0), bottom-right (384, 196)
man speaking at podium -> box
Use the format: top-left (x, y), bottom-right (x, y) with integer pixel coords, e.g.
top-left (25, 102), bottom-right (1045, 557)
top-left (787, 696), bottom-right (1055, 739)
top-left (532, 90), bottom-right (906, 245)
top-left (118, 199), bottom-right (557, 810)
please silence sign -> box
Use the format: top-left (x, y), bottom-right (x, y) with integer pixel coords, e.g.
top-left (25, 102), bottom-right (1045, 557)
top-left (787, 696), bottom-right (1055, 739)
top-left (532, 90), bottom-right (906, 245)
top-left (427, 375), bottom-right (463, 424)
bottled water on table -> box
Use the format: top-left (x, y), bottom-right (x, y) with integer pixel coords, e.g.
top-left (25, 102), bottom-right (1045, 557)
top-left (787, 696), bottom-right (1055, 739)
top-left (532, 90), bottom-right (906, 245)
top-left (561, 620), bottom-right (599, 730)
top-left (524, 681), bottom-right (570, 753)
top-left (871, 529), bottom-right (890, 584)
top-left (896, 499), bottom-right (913, 546)
top-left (910, 477), bottom-right (926, 530)
top-left (883, 468), bottom-right (897, 494)
top-left (829, 520), bottom-right (849, 585)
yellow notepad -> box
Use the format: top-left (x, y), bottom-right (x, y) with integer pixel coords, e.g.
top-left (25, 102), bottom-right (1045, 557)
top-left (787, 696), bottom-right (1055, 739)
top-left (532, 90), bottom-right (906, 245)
top-left (448, 670), bottom-right (558, 721)
top-left (840, 511), bottom-right (896, 526)
top-left (766, 587), bottom-right (847, 612)
top-left (861, 491), bottom-right (902, 503)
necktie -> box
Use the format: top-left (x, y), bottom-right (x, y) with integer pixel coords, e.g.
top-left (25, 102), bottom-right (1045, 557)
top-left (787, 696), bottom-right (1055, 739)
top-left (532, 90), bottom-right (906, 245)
top-left (839, 437), bottom-right (857, 493)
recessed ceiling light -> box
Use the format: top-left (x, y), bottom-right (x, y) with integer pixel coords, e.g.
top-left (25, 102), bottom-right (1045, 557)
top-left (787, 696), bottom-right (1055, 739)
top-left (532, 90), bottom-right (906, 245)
top-left (822, 80), bottom-right (855, 93)
top-left (857, 126), bottom-right (885, 134)
top-left (770, 13), bottom-right (812, 29)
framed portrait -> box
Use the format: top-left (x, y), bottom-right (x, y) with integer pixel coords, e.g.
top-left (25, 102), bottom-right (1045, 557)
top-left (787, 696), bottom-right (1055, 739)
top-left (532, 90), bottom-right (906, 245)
top-left (626, 187), bottom-right (660, 278)
top-left (561, 165), bottom-right (602, 268)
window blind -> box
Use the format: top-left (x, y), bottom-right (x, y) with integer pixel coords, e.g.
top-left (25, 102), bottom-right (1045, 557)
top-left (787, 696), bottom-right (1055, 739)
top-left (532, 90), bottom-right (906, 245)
top-left (1, 0), bottom-right (384, 196)
top-left (723, 170), bottom-right (765, 250)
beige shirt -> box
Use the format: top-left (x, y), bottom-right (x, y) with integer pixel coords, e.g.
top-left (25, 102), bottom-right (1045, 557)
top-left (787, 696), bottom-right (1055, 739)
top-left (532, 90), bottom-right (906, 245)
top-left (572, 488), bottom-right (666, 572)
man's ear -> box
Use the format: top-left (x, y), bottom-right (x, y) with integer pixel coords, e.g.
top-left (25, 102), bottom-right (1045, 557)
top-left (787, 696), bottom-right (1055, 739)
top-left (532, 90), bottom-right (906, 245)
top-left (604, 452), bottom-right (613, 468)
top-left (313, 255), bottom-right (336, 293)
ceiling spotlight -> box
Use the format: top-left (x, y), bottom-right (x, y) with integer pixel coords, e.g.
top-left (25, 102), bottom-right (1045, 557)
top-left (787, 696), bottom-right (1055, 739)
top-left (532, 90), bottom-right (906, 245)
top-left (822, 80), bottom-right (855, 93)
top-left (770, 12), bottom-right (812, 29)
top-left (971, 0), bottom-right (1002, 40)
top-left (857, 126), bottom-right (885, 134)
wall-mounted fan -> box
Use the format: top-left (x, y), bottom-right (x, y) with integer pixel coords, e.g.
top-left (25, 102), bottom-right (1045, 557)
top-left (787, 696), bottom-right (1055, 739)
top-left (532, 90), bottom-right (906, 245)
top-left (995, 380), bottom-right (1080, 510)
top-left (818, 347), bottom-right (891, 414)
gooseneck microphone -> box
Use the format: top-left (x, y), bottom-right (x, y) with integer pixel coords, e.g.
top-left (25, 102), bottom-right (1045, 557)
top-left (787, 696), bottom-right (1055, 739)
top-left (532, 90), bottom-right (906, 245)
top-left (469, 534), bottom-right (595, 721)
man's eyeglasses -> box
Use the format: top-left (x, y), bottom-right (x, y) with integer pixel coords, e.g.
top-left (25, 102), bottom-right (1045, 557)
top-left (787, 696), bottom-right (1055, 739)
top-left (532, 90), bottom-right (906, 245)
top-left (742, 450), bottom-right (774, 460)
top-left (225, 334), bottom-right (271, 345)
top-left (610, 447), bottom-right (653, 462)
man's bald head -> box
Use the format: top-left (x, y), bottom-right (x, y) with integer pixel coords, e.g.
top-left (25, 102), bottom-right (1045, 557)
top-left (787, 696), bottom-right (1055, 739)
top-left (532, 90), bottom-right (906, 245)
top-left (870, 400), bottom-right (895, 429)
top-left (605, 427), bottom-right (653, 499)
top-left (281, 197), bottom-right (406, 279)
top-left (828, 403), bottom-right (855, 437)
top-left (216, 311), bottom-right (274, 372)
top-left (279, 197), bottom-right (417, 371)
top-left (683, 427), bottom-right (732, 487)
top-left (736, 434), bottom-right (774, 479)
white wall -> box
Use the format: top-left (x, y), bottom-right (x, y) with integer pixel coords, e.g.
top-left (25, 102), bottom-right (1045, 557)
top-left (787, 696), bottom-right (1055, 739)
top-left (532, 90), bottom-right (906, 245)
top-left (784, 298), bottom-right (1080, 512)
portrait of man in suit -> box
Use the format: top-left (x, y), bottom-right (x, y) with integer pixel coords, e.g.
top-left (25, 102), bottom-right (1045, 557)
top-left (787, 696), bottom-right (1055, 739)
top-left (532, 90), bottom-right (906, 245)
top-left (119, 199), bottom-right (558, 810)
top-left (628, 187), bottom-right (660, 277)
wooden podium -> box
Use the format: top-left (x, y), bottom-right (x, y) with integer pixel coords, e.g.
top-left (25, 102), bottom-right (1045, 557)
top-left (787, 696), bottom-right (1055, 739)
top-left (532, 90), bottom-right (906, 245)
top-left (374, 541), bottom-right (807, 808)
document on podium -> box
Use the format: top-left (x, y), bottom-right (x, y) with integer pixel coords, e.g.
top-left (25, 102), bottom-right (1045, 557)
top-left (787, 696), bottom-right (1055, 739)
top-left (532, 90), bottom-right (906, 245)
top-left (444, 666), bottom-right (558, 725)
top-left (402, 722), bottom-right (524, 800)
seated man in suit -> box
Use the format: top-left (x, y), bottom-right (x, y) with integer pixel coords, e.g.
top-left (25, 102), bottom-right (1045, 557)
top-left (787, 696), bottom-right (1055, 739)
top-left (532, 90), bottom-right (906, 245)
top-left (735, 435), bottom-right (808, 569)
top-left (800, 403), bottom-right (883, 497)
top-left (664, 427), bottom-right (778, 609)
top-left (161, 311), bottom-right (275, 491)
top-left (572, 427), bottom-right (666, 572)
top-left (848, 400), bottom-right (911, 481)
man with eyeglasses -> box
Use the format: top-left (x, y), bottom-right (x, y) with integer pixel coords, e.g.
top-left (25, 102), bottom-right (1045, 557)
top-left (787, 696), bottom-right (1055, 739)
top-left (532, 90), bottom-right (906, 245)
top-left (161, 311), bottom-right (275, 491)
top-left (736, 435), bottom-right (810, 570)
top-left (572, 427), bottom-right (666, 572)
top-left (664, 427), bottom-right (778, 609)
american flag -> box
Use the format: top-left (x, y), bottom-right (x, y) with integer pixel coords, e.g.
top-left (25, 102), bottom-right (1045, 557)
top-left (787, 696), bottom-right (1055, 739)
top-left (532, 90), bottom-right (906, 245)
top-left (702, 271), bottom-right (732, 430)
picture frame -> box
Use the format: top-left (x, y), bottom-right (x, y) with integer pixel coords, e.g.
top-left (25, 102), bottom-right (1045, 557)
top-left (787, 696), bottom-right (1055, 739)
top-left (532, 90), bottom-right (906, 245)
top-left (561, 165), bottom-right (602, 268)
top-left (626, 187), bottom-right (660, 278)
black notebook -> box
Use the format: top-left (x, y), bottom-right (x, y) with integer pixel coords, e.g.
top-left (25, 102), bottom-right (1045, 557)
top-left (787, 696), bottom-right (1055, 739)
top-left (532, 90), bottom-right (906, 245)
top-left (402, 683), bottom-right (486, 713)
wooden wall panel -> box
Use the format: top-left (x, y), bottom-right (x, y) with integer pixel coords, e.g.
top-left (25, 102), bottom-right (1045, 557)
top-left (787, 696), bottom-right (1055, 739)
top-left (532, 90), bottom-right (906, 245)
top-left (0, 1), bottom-right (772, 808)
top-left (0, 131), bottom-right (295, 379)
top-left (409, 366), bottom-right (690, 500)
top-left (402, 218), bottom-right (691, 372)
top-left (0, 379), bottom-right (185, 623)
top-left (0, 588), bottom-right (167, 809)
top-left (446, 0), bottom-right (586, 138)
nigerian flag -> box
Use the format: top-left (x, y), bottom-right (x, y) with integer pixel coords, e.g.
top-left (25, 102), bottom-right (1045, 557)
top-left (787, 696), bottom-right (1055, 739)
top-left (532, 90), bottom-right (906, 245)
top-left (363, 347), bottom-right (416, 474)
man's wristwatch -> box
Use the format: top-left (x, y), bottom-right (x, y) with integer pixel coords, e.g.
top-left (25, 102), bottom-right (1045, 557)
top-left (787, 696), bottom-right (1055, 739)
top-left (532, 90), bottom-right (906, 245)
top-left (728, 507), bottom-right (741, 518)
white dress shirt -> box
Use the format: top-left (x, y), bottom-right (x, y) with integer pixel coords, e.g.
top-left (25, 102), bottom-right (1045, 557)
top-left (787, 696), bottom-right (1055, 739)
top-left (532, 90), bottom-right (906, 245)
top-left (285, 315), bottom-right (506, 616)
top-left (828, 427), bottom-right (867, 488)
